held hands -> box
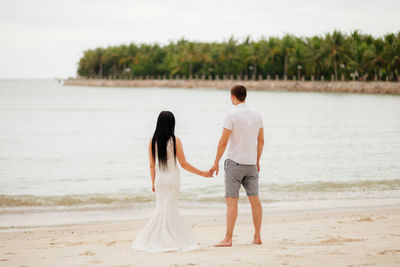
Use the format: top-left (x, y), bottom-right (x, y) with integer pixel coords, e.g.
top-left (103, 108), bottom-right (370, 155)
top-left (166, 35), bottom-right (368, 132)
top-left (209, 162), bottom-right (219, 176)
top-left (201, 170), bottom-right (214, 178)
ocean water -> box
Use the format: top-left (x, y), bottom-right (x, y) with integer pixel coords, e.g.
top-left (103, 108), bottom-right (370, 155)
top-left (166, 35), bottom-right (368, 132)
top-left (1, 79), bottom-right (400, 227)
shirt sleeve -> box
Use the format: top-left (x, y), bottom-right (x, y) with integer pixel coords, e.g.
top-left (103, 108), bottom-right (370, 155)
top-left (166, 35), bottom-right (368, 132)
top-left (222, 112), bottom-right (233, 130)
top-left (259, 113), bottom-right (264, 128)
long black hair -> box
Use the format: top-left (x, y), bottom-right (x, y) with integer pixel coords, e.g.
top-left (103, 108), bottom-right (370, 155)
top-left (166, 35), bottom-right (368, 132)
top-left (151, 111), bottom-right (176, 168)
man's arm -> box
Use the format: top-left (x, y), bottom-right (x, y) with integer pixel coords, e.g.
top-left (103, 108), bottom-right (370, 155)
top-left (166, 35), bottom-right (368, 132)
top-left (256, 128), bottom-right (264, 172)
top-left (210, 128), bottom-right (231, 175)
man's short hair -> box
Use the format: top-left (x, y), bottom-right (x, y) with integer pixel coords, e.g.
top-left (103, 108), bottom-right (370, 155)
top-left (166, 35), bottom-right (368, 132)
top-left (231, 85), bottom-right (247, 101)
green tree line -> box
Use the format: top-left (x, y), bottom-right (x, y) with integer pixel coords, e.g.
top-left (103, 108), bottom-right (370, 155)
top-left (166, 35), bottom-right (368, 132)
top-left (77, 30), bottom-right (400, 81)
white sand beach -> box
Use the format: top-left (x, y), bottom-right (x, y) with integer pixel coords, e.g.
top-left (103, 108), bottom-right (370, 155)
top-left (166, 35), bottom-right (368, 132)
top-left (1, 204), bottom-right (399, 267)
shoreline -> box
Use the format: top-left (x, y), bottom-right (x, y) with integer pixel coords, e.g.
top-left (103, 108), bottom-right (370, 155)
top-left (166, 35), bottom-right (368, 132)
top-left (1, 204), bottom-right (399, 266)
top-left (63, 78), bottom-right (400, 94)
top-left (1, 198), bottom-right (400, 231)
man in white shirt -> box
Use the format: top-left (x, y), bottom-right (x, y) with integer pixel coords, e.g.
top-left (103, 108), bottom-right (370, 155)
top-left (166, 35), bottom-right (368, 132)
top-left (210, 84), bottom-right (264, 247)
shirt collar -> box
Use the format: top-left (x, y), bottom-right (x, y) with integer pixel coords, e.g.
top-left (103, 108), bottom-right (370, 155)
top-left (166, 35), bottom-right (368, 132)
top-left (235, 102), bottom-right (248, 108)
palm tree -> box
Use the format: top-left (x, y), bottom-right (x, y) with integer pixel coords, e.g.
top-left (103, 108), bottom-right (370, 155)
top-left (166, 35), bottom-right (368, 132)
top-left (289, 38), bottom-right (307, 79)
top-left (248, 40), bottom-right (265, 78)
top-left (195, 43), bottom-right (211, 77)
top-left (349, 38), bottom-right (370, 80)
top-left (237, 37), bottom-right (252, 78)
top-left (183, 42), bottom-right (196, 78)
top-left (281, 34), bottom-right (295, 79)
top-left (209, 43), bottom-right (222, 78)
top-left (222, 37), bottom-right (238, 76)
top-left (367, 38), bottom-right (386, 80)
top-left (320, 30), bottom-right (350, 80)
top-left (259, 37), bottom-right (280, 78)
top-left (383, 33), bottom-right (400, 80)
top-left (304, 36), bottom-right (324, 79)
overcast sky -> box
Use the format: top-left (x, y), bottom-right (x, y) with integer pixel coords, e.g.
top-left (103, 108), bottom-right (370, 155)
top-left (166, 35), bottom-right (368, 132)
top-left (0, 0), bottom-right (399, 79)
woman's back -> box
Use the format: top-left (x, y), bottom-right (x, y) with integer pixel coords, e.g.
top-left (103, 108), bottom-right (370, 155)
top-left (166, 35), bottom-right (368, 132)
top-left (154, 138), bottom-right (181, 208)
top-left (155, 138), bottom-right (178, 172)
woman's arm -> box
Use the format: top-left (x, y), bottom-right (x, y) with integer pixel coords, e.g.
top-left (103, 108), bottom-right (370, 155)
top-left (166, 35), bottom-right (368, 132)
top-left (148, 140), bottom-right (156, 192)
top-left (175, 137), bottom-right (212, 178)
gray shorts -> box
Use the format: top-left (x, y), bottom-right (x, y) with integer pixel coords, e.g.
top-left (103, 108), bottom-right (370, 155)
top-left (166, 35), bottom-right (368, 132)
top-left (224, 159), bottom-right (259, 198)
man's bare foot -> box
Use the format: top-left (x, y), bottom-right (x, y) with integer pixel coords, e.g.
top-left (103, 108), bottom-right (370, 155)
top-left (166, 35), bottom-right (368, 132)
top-left (213, 240), bottom-right (232, 247)
top-left (252, 236), bottom-right (262, 245)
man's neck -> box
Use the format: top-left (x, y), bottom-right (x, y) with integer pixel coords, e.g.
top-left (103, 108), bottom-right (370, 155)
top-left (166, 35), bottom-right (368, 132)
top-left (234, 101), bottom-right (246, 106)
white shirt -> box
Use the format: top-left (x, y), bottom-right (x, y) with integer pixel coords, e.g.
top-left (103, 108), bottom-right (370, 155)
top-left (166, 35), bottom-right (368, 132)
top-left (222, 103), bottom-right (263, 165)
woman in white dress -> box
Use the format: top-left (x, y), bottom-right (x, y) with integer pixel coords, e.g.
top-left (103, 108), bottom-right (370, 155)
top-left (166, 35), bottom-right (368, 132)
top-left (132, 111), bottom-right (212, 252)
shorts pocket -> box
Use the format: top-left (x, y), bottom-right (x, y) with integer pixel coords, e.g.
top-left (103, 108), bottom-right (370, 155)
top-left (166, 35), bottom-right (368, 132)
top-left (225, 159), bottom-right (235, 170)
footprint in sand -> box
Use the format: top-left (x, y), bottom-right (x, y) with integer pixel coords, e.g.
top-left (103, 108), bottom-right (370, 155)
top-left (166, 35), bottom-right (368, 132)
top-left (235, 244), bottom-right (253, 247)
top-left (378, 249), bottom-right (400, 255)
top-left (325, 251), bottom-right (347, 255)
top-left (283, 254), bottom-right (299, 258)
top-left (106, 241), bottom-right (117, 246)
top-left (318, 236), bottom-right (364, 245)
top-left (280, 238), bottom-right (295, 245)
top-left (347, 264), bottom-right (376, 267)
top-left (80, 251), bottom-right (96, 256)
top-left (5, 252), bottom-right (22, 255)
top-left (355, 217), bottom-right (374, 222)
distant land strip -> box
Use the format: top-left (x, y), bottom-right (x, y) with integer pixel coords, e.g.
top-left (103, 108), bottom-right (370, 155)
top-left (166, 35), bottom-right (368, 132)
top-left (63, 78), bottom-right (400, 94)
